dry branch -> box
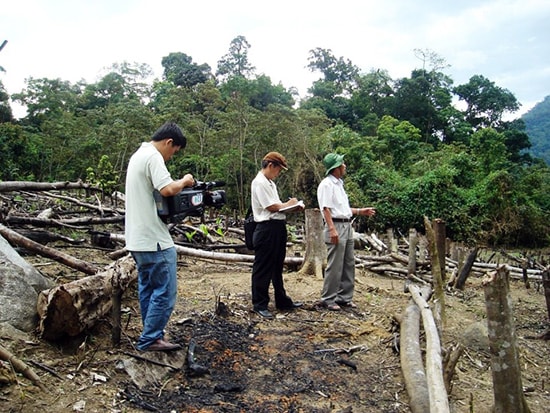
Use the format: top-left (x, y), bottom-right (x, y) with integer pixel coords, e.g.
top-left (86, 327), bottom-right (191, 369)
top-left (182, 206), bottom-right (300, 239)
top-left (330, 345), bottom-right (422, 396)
top-left (0, 223), bottom-right (99, 275)
top-left (108, 233), bottom-right (304, 267)
top-left (0, 344), bottom-right (47, 391)
top-left (6, 214), bottom-right (124, 228)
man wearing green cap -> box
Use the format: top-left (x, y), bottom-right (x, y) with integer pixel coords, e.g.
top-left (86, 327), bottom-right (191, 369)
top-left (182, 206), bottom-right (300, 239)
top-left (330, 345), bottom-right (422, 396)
top-left (317, 153), bottom-right (376, 311)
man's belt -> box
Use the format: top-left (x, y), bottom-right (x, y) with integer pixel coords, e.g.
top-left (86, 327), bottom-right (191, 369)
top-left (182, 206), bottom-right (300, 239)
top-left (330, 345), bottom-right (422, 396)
top-left (332, 218), bottom-right (351, 223)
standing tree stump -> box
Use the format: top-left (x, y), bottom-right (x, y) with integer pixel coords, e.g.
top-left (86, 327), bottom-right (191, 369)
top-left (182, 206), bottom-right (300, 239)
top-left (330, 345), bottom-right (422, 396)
top-left (483, 266), bottom-right (531, 413)
top-left (424, 216), bottom-right (445, 332)
top-left (298, 208), bottom-right (326, 277)
top-left (542, 267), bottom-right (550, 340)
top-left (434, 218), bottom-right (447, 283)
top-left (407, 228), bottom-right (418, 278)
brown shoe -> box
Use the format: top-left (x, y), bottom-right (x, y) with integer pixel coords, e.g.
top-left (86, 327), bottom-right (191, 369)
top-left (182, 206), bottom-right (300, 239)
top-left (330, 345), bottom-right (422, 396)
top-left (145, 339), bottom-right (182, 352)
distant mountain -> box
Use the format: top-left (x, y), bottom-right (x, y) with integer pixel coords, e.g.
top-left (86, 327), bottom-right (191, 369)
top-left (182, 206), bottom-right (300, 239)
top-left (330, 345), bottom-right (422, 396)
top-left (522, 95), bottom-right (550, 165)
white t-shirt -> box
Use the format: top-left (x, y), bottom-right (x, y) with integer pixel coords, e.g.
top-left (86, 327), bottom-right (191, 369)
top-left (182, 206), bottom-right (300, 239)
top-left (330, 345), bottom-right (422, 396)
top-left (251, 171), bottom-right (285, 222)
top-left (125, 142), bottom-right (174, 251)
top-left (317, 174), bottom-right (353, 219)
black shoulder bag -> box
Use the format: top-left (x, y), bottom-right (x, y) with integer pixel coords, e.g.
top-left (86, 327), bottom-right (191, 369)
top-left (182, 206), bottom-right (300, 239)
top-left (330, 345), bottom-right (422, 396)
top-left (244, 206), bottom-right (256, 250)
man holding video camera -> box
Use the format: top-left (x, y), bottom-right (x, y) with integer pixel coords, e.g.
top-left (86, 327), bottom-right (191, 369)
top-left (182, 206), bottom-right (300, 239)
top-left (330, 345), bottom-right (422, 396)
top-left (125, 121), bottom-right (194, 351)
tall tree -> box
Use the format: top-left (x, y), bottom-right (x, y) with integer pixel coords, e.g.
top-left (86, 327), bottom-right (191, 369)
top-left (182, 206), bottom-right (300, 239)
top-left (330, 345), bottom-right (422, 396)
top-left (392, 68), bottom-right (453, 145)
top-left (0, 80), bottom-right (13, 122)
top-left (454, 74), bottom-right (520, 130)
top-left (350, 69), bottom-right (395, 135)
top-left (301, 48), bottom-right (359, 126)
top-left (216, 35), bottom-right (255, 81)
top-left (306, 48), bottom-right (359, 97)
top-left (161, 52), bottom-right (212, 88)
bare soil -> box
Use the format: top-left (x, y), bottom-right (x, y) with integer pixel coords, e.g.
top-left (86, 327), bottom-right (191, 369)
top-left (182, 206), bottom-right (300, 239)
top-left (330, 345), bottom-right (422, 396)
top-left (1, 245), bottom-right (549, 413)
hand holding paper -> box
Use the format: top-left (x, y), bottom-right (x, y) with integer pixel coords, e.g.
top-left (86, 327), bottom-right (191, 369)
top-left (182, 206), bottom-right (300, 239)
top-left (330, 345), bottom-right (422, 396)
top-left (279, 200), bottom-right (305, 213)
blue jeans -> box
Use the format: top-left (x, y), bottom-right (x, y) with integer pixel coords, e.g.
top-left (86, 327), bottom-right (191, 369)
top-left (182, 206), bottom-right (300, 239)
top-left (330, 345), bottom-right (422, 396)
top-left (131, 246), bottom-right (177, 350)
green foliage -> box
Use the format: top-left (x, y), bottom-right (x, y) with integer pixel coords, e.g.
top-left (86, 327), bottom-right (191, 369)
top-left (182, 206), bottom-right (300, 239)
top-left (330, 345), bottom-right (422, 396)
top-left (3, 37), bottom-right (549, 247)
top-left (216, 36), bottom-right (255, 81)
top-left (454, 74), bottom-right (520, 130)
top-left (469, 128), bottom-right (511, 174)
top-left (161, 52), bottom-right (212, 88)
top-left (86, 155), bottom-right (120, 195)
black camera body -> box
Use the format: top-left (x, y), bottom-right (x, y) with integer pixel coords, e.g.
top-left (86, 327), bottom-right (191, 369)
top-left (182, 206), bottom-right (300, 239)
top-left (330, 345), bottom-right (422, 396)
top-left (155, 180), bottom-right (226, 223)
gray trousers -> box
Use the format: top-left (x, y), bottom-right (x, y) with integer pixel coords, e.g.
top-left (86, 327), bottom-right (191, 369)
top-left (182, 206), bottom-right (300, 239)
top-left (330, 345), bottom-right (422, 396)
top-left (321, 222), bottom-right (355, 304)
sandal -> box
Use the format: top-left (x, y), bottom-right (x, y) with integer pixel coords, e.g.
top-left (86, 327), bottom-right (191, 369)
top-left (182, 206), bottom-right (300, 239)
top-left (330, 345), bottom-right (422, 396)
top-left (337, 301), bottom-right (357, 308)
top-left (327, 303), bottom-right (342, 311)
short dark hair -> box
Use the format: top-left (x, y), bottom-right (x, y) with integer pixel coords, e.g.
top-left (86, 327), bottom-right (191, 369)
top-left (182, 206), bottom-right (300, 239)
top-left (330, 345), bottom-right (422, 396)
top-left (151, 122), bottom-right (186, 148)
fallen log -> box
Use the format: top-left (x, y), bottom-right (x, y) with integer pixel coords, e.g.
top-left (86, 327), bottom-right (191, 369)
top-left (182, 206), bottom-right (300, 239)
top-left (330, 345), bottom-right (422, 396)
top-left (409, 283), bottom-right (450, 413)
top-left (40, 191), bottom-right (125, 215)
top-left (6, 214), bottom-right (124, 228)
top-left (0, 223), bottom-right (99, 275)
top-left (454, 246), bottom-right (478, 289)
top-left (37, 255), bottom-right (136, 340)
top-left (108, 233), bottom-right (304, 267)
top-left (0, 180), bottom-right (100, 192)
top-left (400, 284), bottom-right (432, 413)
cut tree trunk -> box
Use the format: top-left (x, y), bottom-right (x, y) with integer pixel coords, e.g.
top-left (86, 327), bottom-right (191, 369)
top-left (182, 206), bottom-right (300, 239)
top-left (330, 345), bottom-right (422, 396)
top-left (454, 246), bottom-right (478, 290)
top-left (409, 283), bottom-right (450, 413)
top-left (0, 180), bottom-right (99, 192)
top-left (424, 216), bottom-right (445, 332)
top-left (407, 228), bottom-right (418, 277)
top-left (37, 255), bottom-right (136, 341)
top-left (543, 267), bottom-right (550, 326)
top-left (108, 233), bottom-right (304, 267)
top-left (483, 266), bottom-right (532, 413)
top-left (434, 219), bottom-right (446, 282)
top-left (400, 284), bottom-right (431, 413)
top-left (0, 224), bottom-right (99, 275)
top-left (298, 208), bottom-right (326, 277)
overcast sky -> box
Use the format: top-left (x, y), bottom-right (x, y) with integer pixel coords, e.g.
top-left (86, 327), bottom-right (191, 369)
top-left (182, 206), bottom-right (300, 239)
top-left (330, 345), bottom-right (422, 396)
top-left (1, 0), bottom-right (549, 118)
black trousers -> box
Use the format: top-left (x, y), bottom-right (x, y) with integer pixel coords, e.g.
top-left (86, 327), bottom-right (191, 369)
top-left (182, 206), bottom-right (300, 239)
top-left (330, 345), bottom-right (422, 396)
top-left (251, 220), bottom-right (293, 310)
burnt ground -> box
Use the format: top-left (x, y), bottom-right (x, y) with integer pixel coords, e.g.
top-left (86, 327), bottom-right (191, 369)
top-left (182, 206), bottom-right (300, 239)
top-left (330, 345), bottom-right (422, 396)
top-left (1, 248), bottom-right (549, 413)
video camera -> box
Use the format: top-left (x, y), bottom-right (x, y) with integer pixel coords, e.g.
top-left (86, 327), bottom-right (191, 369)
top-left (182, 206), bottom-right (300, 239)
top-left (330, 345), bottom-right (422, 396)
top-left (154, 180), bottom-right (226, 223)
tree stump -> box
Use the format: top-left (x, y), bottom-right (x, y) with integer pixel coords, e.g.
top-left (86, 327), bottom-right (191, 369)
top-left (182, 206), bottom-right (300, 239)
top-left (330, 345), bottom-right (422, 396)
top-left (483, 266), bottom-right (532, 413)
top-left (298, 208), bottom-right (326, 277)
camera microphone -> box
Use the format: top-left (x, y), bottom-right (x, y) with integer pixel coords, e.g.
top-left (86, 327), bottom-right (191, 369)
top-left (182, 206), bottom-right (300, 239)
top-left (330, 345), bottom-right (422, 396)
top-left (209, 180), bottom-right (226, 188)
